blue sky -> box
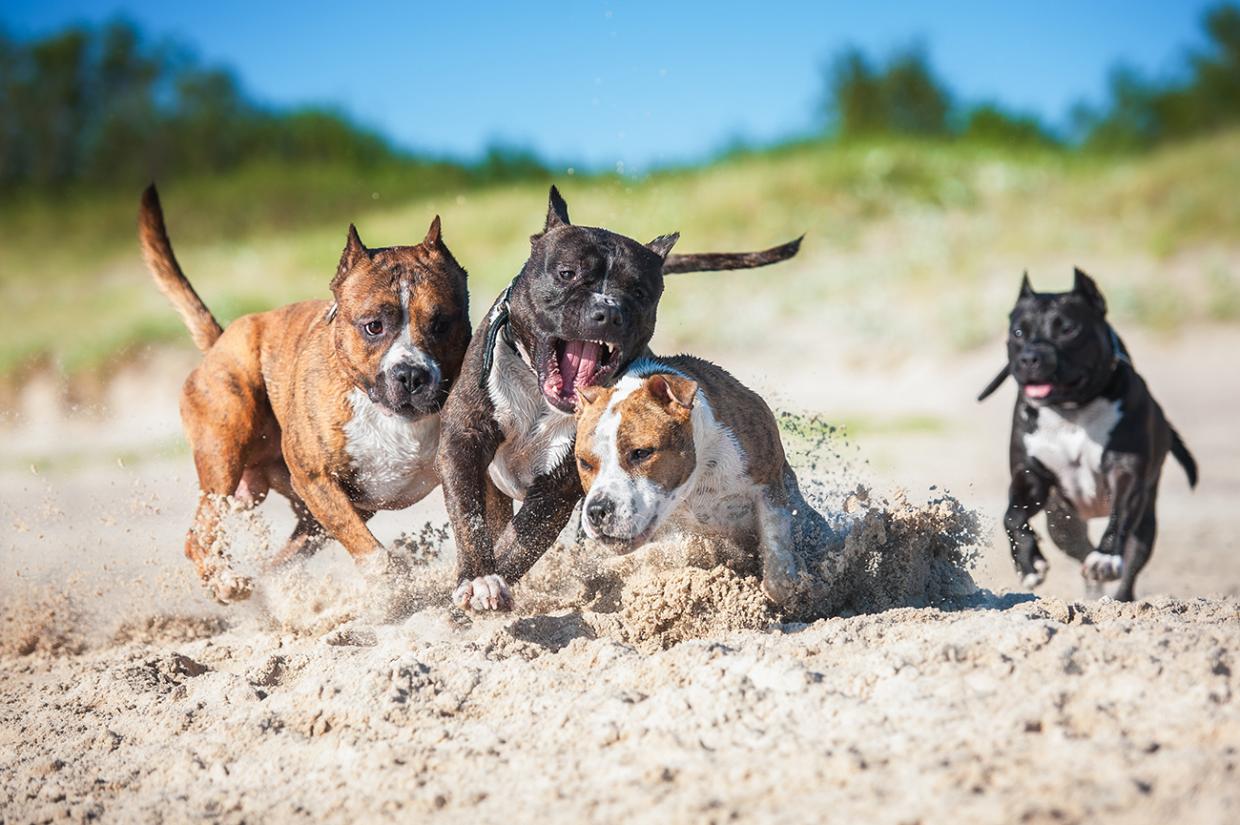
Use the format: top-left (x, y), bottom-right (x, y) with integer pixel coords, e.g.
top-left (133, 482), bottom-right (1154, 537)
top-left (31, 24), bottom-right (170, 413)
top-left (1, 1), bottom-right (1219, 170)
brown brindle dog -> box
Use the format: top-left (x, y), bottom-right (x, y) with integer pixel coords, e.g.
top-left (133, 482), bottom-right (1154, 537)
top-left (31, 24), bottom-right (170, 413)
top-left (138, 185), bottom-right (470, 603)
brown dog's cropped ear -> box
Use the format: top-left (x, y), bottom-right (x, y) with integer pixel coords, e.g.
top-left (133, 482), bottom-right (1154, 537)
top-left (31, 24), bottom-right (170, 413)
top-left (424, 215), bottom-right (443, 247)
top-left (647, 232), bottom-right (680, 260)
top-left (331, 224), bottom-right (370, 291)
top-left (647, 374), bottom-right (698, 411)
top-left (545, 185), bottom-right (571, 231)
top-left (1019, 271), bottom-right (1035, 300)
top-left (1073, 267), bottom-right (1107, 315)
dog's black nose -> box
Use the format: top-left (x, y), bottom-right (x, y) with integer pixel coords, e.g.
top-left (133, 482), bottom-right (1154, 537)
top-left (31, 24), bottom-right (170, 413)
top-left (1017, 348), bottom-right (1053, 375)
top-left (587, 296), bottom-right (625, 329)
top-left (392, 363), bottom-right (433, 395)
top-left (586, 497), bottom-right (614, 529)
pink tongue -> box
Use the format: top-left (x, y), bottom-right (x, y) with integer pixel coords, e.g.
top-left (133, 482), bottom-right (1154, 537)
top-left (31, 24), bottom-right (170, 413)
top-left (1024, 383), bottom-right (1053, 399)
top-left (559, 341), bottom-right (602, 397)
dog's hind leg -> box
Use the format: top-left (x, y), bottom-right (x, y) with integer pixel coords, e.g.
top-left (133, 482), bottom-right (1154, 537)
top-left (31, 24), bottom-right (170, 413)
top-left (1045, 491), bottom-right (1105, 599)
top-left (266, 498), bottom-right (329, 570)
top-left (1114, 492), bottom-right (1157, 603)
top-left (185, 455), bottom-right (254, 604)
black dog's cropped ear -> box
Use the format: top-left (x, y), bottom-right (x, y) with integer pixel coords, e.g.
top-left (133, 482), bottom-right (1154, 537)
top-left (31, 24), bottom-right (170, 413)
top-left (331, 224), bottom-right (370, 291)
top-left (545, 185), bottom-right (571, 231)
top-left (1073, 267), bottom-right (1107, 315)
top-left (1019, 271), bottom-right (1035, 299)
top-left (647, 232), bottom-right (680, 260)
top-left (977, 364), bottom-right (1011, 402)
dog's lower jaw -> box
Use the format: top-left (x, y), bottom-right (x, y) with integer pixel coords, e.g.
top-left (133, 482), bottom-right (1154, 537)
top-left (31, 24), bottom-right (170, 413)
top-left (453, 575), bottom-right (512, 612)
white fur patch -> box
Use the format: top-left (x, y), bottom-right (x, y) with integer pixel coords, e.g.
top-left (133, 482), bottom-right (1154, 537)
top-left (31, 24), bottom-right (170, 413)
top-left (343, 388), bottom-right (441, 510)
top-left (486, 333), bottom-right (575, 502)
top-left (1023, 397), bottom-right (1122, 520)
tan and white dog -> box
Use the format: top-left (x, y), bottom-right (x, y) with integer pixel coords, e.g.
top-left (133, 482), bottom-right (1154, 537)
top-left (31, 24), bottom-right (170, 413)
top-left (574, 355), bottom-right (837, 605)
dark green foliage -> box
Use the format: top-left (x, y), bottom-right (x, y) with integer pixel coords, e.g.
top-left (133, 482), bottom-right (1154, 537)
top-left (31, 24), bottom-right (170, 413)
top-left (1077, 4), bottom-right (1240, 150)
top-left (825, 45), bottom-right (952, 138)
top-left (822, 3), bottom-right (1240, 151)
top-left (0, 19), bottom-right (548, 195)
top-left (960, 104), bottom-right (1058, 148)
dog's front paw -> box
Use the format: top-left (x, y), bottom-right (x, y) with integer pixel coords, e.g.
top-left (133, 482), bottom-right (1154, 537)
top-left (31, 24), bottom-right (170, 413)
top-left (453, 575), bottom-right (513, 612)
top-left (1082, 551), bottom-right (1123, 582)
top-left (1021, 558), bottom-right (1049, 589)
top-left (207, 569), bottom-right (254, 604)
top-left (761, 562), bottom-right (803, 606)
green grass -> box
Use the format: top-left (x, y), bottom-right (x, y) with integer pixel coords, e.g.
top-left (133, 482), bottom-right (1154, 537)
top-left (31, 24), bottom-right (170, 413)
top-left (2, 132), bottom-right (1238, 382)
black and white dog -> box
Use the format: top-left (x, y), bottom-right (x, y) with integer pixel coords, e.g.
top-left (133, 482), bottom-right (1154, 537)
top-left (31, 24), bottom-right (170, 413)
top-left (979, 269), bottom-right (1197, 601)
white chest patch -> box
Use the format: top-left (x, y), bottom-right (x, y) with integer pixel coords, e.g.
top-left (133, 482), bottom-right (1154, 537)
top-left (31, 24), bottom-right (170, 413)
top-left (1023, 397), bottom-right (1122, 519)
top-left (343, 388), bottom-right (441, 510)
top-left (486, 336), bottom-right (575, 502)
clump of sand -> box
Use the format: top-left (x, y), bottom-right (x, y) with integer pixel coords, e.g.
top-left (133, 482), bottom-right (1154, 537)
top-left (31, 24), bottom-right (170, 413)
top-left (617, 565), bottom-right (774, 650)
top-left (808, 488), bottom-right (982, 617)
top-left (0, 586), bottom-right (87, 658)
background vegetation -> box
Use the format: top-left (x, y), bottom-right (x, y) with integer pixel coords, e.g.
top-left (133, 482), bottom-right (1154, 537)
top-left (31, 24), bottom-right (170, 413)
top-left (0, 5), bottom-right (1237, 383)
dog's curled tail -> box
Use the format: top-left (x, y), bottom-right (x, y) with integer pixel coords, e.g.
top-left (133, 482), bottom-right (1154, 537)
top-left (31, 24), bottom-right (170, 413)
top-left (663, 235), bottom-right (803, 274)
top-left (138, 184), bottom-right (223, 352)
top-left (1169, 425), bottom-right (1198, 489)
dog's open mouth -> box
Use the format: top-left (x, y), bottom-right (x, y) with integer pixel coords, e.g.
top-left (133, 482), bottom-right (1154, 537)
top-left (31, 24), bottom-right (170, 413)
top-left (1023, 383), bottom-right (1054, 399)
top-left (541, 339), bottom-right (619, 410)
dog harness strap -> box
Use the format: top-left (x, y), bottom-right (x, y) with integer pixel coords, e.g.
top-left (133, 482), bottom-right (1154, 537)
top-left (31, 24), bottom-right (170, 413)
top-left (479, 275), bottom-right (522, 390)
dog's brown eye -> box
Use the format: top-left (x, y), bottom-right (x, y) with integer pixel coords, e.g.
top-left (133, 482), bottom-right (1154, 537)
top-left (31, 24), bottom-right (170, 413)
top-left (629, 447), bottom-right (654, 463)
top-left (429, 314), bottom-right (451, 335)
top-left (577, 456), bottom-right (595, 472)
top-left (363, 320), bottom-right (384, 336)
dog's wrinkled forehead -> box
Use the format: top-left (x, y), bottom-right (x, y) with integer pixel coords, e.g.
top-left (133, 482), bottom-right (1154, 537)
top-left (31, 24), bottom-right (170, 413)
top-left (535, 225), bottom-right (664, 289)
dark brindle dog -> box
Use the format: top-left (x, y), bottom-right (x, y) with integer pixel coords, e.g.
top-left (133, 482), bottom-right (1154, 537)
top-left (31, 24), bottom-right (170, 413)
top-left (979, 269), bottom-right (1197, 601)
top-left (438, 186), bottom-right (803, 611)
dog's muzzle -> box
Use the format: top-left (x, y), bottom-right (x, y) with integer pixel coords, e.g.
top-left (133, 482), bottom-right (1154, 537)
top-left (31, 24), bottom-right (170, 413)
top-left (373, 349), bottom-right (443, 416)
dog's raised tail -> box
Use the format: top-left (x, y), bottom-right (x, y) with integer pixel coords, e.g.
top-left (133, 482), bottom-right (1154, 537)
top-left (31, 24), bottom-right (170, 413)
top-left (138, 184), bottom-right (223, 352)
top-left (662, 235), bottom-right (803, 274)
top-left (1169, 425), bottom-right (1198, 489)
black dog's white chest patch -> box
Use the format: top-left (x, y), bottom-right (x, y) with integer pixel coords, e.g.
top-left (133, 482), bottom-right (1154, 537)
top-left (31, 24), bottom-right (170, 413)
top-left (1023, 398), bottom-right (1122, 519)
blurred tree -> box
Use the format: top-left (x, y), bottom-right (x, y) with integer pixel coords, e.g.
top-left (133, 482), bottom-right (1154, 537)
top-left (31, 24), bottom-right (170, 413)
top-left (1082, 3), bottom-right (1240, 150)
top-left (0, 19), bottom-right (548, 195)
top-left (824, 44), bottom-right (951, 137)
top-left (962, 103), bottom-right (1060, 148)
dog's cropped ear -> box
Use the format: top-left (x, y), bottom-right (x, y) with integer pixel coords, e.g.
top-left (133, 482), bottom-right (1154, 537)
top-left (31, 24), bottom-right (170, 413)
top-left (1019, 271), bottom-right (1035, 300)
top-left (976, 364), bottom-right (1011, 402)
top-left (545, 185), bottom-right (571, 231)
top-left (647, 374), bottom-right (698, 411)
top-left (1073, 267), bottom-right (1107, 315)
top-left (331, 224), bottom-right (370, 291)
top-left (647, 233), bottom-right (680, 261)
top-left (424, 215), bottom-right (443, 248)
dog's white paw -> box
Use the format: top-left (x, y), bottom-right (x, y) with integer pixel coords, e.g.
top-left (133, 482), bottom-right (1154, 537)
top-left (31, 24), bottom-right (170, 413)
top-left (1021, 558), bottom-right (1049, 589)
top-left (453, 575), bottom-right (512, 612)
top-left (1082, 551), bottom-right (1124, 582)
